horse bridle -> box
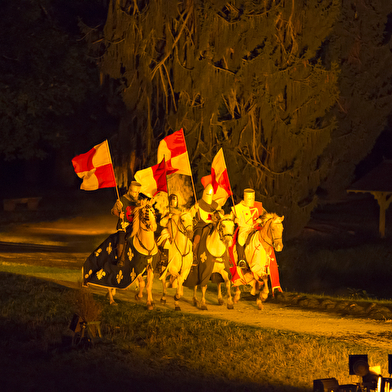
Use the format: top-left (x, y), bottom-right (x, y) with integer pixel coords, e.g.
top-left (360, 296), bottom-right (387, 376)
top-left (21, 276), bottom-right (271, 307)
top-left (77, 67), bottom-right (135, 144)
top-left (139, 204), bottom-right (156, 232)
top-left (169, 212), bottom-right (192, 257)
top-left (260, 218), bottom-right (283, 249)
top-left (135, 204), bottom-right (157, 255)
top-left (170, 212), bottom-right (193, 237)
top-left (217, 217), bottom-right (235, 243)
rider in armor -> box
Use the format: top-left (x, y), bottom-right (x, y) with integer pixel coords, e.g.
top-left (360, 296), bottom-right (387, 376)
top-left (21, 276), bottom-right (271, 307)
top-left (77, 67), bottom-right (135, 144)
top-left (232, 188), bottom-right (265, 268)
top-left (158, 193), bottom-right (182, 246)
top-left (111, 181), bottom-right (142, 264)
top-left (190, 183), bottom-right (224, 260)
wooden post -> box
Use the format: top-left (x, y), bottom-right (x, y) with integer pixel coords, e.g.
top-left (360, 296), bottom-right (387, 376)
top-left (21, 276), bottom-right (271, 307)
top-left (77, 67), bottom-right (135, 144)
top-left (372, 192), bottom-right (392, 238)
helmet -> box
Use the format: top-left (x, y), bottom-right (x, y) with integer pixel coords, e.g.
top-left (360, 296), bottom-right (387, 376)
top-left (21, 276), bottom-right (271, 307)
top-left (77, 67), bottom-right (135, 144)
top-left (243, 188), bottom-right (255, 207)
top-left (128, 181), bottom-right (141, 200)
top-left (169, 194), bottom-right (178, 208)
top-left (202, 183), bottom-right (214, 204)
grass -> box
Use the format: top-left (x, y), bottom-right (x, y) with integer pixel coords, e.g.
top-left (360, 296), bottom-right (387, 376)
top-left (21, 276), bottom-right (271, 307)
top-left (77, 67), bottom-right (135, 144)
top-left (0, 271), bottom-right (390, 392)
top-left (1, 192), bottom-right (392, 390)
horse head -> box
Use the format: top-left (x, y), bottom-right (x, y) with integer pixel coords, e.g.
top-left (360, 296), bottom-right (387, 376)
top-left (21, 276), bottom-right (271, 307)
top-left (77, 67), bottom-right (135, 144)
top-left (217, 214), bottom-right (236, 248)
top-left (132, 200), bottom-right (157, 237)
top-left (259, 212), bottom-right (284, 252)
top-left (177, 210), bottom-right (194, 239)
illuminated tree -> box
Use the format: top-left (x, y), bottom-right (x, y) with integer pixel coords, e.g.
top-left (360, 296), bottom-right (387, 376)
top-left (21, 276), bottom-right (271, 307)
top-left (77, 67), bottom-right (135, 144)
top-left (318, 0), bottom-right (392, 200)
top-left (98, 0), bottom-right (340, 238)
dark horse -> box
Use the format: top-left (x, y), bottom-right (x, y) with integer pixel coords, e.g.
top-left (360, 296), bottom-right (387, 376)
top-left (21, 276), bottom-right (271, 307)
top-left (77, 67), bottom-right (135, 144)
top-left (82, 199), bottom-right (159, 309)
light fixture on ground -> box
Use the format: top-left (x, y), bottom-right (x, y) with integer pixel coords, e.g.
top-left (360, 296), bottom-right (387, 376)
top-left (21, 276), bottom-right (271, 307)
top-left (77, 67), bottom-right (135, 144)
top-left (313, 354), bottom-right (392, 392)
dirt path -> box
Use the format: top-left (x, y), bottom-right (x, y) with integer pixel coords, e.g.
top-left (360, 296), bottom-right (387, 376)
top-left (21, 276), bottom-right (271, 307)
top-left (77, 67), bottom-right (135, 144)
top-left (1, 213), bottom-right (392, 351)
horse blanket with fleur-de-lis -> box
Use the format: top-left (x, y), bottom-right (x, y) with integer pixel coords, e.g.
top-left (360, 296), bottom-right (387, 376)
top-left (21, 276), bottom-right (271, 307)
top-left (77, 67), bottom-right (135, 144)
top-left (82, 232), bottom-right (160, 290)
top-left (183, 226), bottom-right (232, 288)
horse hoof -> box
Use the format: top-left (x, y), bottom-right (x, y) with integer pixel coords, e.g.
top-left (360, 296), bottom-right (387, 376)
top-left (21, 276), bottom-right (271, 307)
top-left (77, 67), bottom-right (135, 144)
top-left (135, 294), bottom-right (142, 301)
top-left (175, 306), bottom-right (181, 311)
top-left (227, 303), bottom-right (234, 310)
top-left (160, 298), bottom-right (166, 304)
top-left (201, 304), bottom-right (208, 311)
top-left (110, 300), bottom-right (118, 306)
top-left (147, 305), bottom-right (154, 311)
top-left (192, 299), bottom-right (198, 307)
top-left (218, 298), bottom-right (224, 306)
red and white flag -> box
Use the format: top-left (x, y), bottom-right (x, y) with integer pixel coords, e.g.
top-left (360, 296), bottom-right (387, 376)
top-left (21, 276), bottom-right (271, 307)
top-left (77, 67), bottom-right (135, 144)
top-left (157, 128), bottom-right (192, 176)
top-left (135, 158), bottom-right (175, 198)
top-left (72, 140), bottom-right (116, 191)
top-left (201, 148), bottom-right (232, 207)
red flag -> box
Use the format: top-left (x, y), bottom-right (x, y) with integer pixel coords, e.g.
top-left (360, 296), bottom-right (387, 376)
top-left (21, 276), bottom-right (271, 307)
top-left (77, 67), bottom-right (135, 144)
top-left (157, 128), bottom-right (192, 176)
top-left (135, 158), bottom-right (175, 198)
top-left (72, 140), bottom-right (116, 191)
top-left (201, 148), bottom-right (232, 206)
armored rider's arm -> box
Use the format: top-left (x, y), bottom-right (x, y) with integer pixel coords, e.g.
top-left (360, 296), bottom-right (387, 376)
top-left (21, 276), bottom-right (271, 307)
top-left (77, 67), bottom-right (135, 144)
top-left (189, 202), bottom-right (199, 218)
top-left (160, 212), bottom-right (172, 227)
top-left (111, 199), bottom-right (126, 226)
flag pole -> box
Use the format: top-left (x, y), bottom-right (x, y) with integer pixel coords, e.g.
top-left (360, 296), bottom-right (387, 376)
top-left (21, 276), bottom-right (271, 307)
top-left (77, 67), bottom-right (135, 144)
top-left (106, 139), bottom-right (121, 201)
top-left (163, 155), bottom-right (171, 212)
top-left (106, 139), bottom-right (125, 228)
top-left (182, 133), bottom-right (197, 202)
top-left (221, 149), bottom-right (237, 217)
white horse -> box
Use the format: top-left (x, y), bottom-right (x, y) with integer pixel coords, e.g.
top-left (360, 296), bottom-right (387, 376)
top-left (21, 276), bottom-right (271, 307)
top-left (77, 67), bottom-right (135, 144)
top-left (232, 212), bottom-right (284, 310)
top-left (190, 214), bottom-right (236, 310)
top-left (157, 210), bottom-right (194, 311)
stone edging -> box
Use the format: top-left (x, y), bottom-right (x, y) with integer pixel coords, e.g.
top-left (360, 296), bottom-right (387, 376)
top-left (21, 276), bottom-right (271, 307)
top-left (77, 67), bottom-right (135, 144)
top-left (270, 292), bottom-right (392, 320)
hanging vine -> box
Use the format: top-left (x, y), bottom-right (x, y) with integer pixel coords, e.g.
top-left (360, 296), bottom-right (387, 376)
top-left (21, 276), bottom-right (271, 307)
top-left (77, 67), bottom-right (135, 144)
top-left (98, 0), bottom-right (341, 238)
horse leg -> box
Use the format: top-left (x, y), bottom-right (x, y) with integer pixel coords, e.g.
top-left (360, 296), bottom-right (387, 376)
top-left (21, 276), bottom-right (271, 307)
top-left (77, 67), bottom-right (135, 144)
top-left (173, 279), bottom-right (182, 311)
top-left (224, 278), bottom-right (234, 310)
top-left (107, 288), bottom-right (117, 306)
top-left (200, 285), bottom-right (208, 310)
top-left (173, 275), bottom-right (187, 312)
top-left (146, 268), bottom-right (154, 311)
top-left (192, 286), bottom-right (198, 307)
top-left (250, 279), bottom-right (257, 296)
top-left (135, 275), bottom-right (145, 301)
top-left (178, 278), bottom-right (184, 297)
top-left (217, 282), bottom-right (224, 306)
top-left (159, 267), bottom-right (168, 283)
top-left (257, 276), bottom-right (269, 310)
top-left (161, 275), bottom-right (167, 304)
top-left (217, 271), bottom-right (233, 309)
top-left (169, 274), bottom-right (178, 288)
top-left (233, 286), bottom-right (241, 304)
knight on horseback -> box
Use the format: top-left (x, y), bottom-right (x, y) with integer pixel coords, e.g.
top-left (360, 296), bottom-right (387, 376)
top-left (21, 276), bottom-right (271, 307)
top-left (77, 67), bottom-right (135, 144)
top-left (111, 181), bottom-right (141, 265)
top-left (231, 188), bottom-right (266, 269)
top-left (157, 193), bottom-right (183, 272)
top-left (189, 183), bottom-right (224, 261)
top-left (158, 193), bottom-right (183, 247)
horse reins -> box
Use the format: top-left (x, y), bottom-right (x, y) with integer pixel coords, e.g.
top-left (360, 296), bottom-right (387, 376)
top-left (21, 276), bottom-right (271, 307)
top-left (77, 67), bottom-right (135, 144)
top-left (169, 214), bottom-right (192, 258)
top-left (259, 218), bottom-right (283, 249)
top-left (136, 205), bottom-right (157, 255)
top-left (218, 217), bottom-right (234, 243)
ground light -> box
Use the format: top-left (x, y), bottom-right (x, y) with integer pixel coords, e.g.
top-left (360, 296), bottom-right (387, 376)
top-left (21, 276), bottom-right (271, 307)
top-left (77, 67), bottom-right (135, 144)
top-left (313, 354), bottom-right (392, 392)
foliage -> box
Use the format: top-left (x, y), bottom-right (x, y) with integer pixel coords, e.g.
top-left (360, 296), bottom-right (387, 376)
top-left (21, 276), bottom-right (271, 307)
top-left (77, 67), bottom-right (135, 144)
top-left (319, 0), bottom-right (392, 200)
top-left (0, 0), bottom-right (107, 161)
top-left (97, 0), bottom-right (341, 239)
